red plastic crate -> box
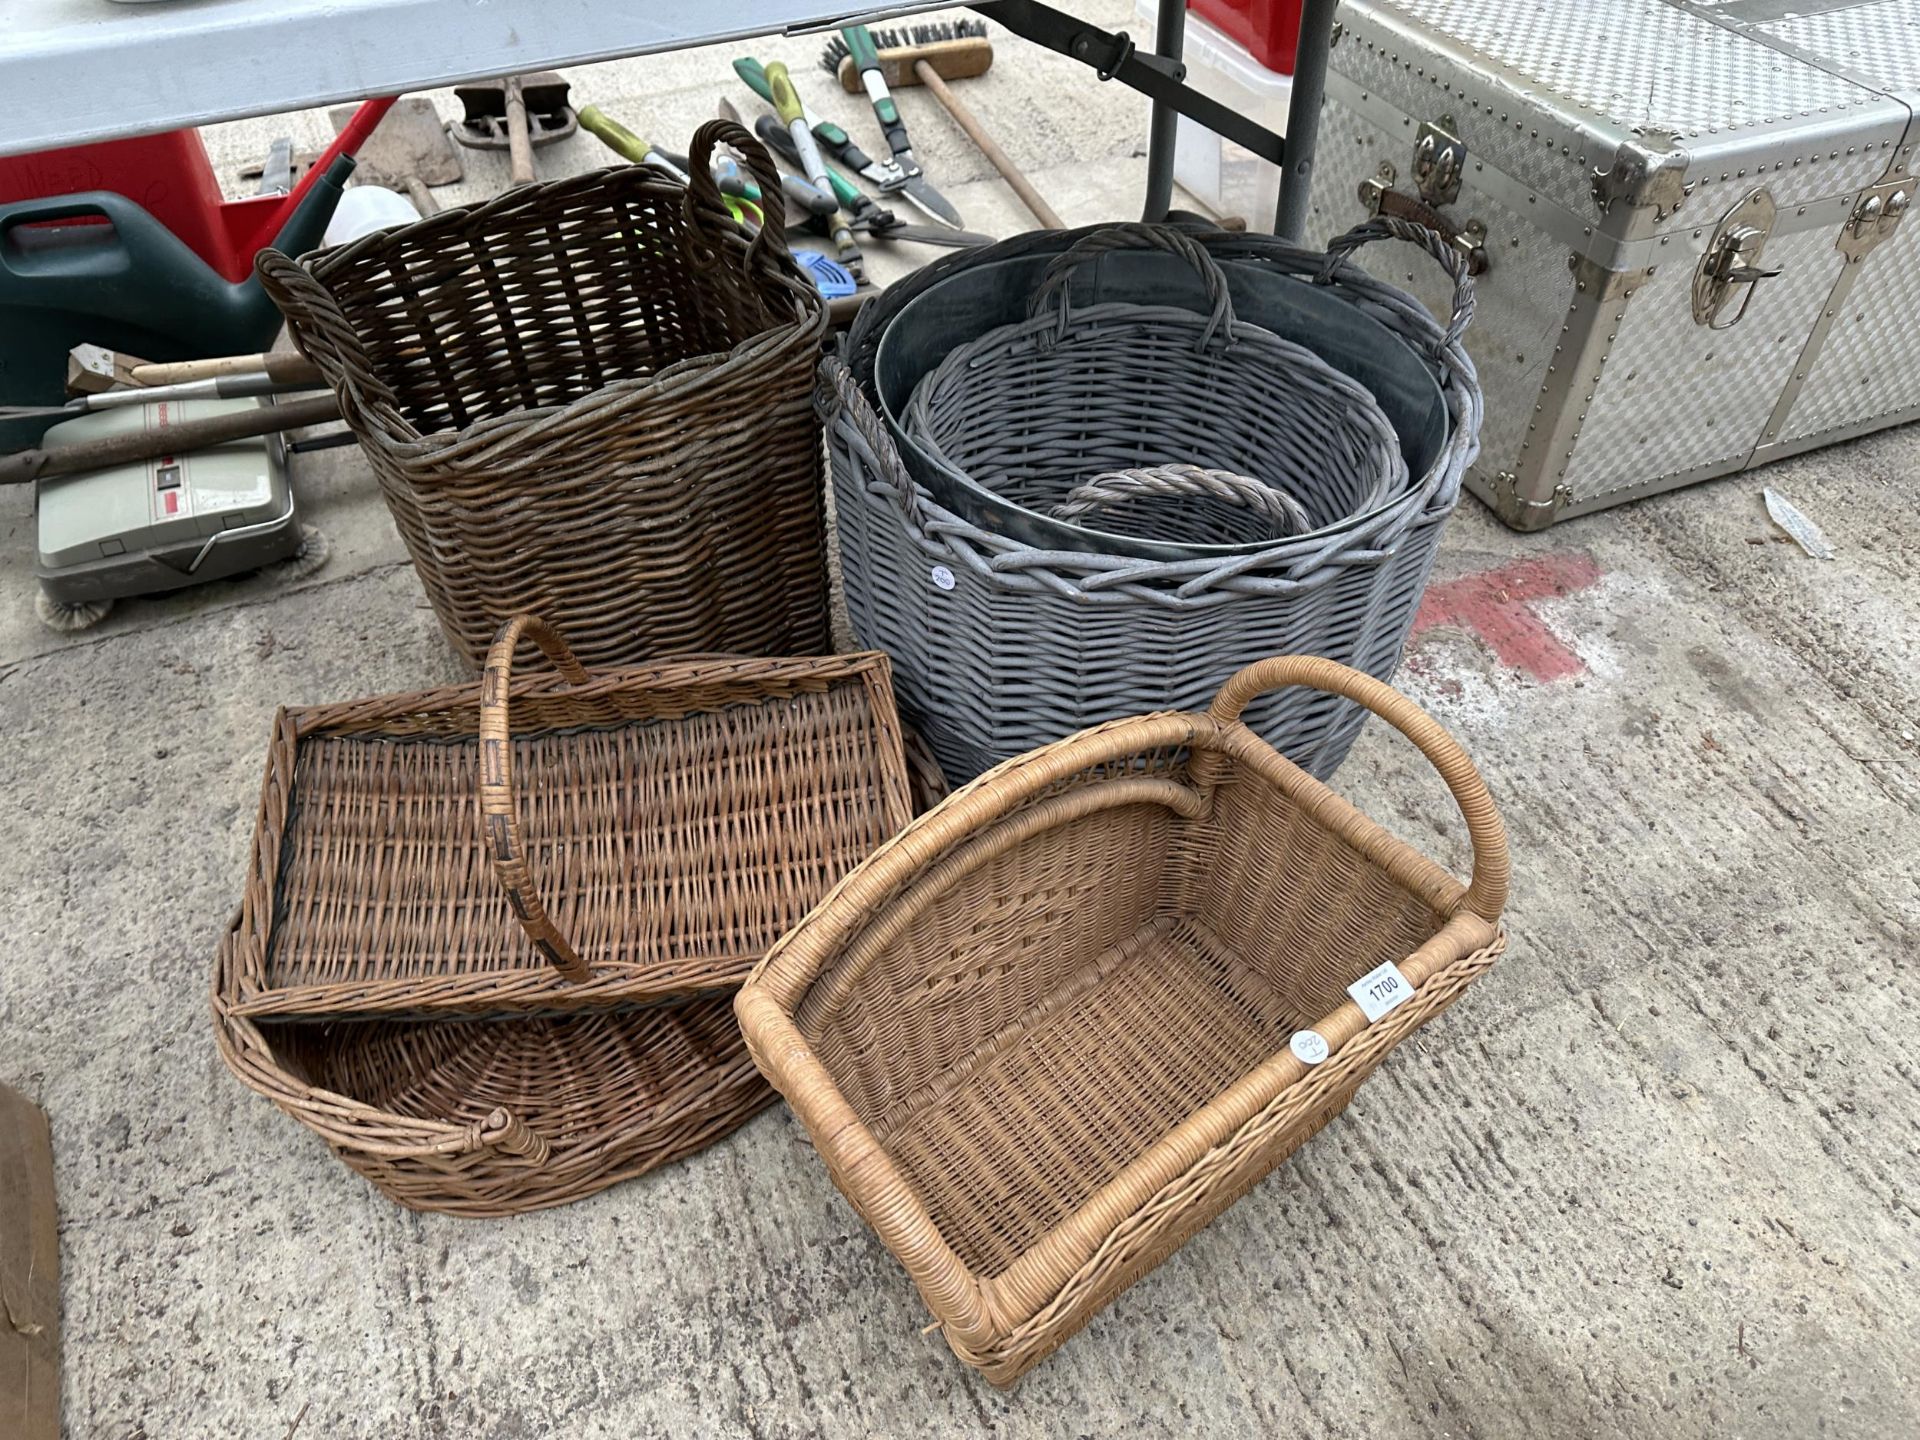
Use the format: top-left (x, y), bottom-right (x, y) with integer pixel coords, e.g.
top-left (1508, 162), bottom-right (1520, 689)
top-left (1186, 0), bottom-right (1303, 73)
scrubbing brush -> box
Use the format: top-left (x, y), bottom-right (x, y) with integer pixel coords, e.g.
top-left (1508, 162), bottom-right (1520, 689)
top-left (266, 525), bottom-right (334, 583)
top-left (34, 593), bottom-right (113, 633)
top-left (820, 19), bottom-right (992, 90)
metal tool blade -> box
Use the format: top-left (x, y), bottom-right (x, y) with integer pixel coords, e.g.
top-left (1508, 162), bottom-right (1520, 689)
top-left (853, 156), bottom-right (904, 189)
top-left (889, 160), bottom-right (964, 228)
top-left (858, 218), bottom-right (993, 249)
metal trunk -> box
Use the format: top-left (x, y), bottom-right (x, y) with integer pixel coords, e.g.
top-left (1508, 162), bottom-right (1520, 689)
top-left (1305, 0), bottom-right (1920, 529)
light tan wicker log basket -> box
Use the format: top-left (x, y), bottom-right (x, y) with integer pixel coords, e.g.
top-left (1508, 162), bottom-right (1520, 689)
top-left (736, 655), bottom-right (1508, 1382)
top-left (214, 615), bottom-right (914, 1215)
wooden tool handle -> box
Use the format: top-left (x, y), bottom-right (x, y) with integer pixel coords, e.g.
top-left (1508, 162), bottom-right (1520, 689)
top-left (504, 75), bottom-right (536, 186)
top-left (917, 62), bottom-right (1063, 229)
top-left (0, 394), bottom-right (343, 486)
top-left (402, 175), bottom-right (439, 217)
top-left (130, 352), bottom-right (323, 388)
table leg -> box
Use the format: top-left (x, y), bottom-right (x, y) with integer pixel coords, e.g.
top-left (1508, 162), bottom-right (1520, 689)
top-left (1140, 0), bottom-right (1187, 221)
top-left (1274, 0), bottom-right (1339, 239)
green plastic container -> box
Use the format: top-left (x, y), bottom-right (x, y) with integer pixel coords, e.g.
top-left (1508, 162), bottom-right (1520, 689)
top-left (0, 156), bottom-right (351, 451)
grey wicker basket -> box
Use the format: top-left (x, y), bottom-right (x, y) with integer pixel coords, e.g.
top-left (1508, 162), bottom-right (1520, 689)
top-left (827, 217), bottom-right (1480, 784)
top-left (902, 227), bottom-right (1406, 556)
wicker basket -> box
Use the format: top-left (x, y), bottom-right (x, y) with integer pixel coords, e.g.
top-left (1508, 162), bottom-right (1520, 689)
top-left (902, 226), bottom-right (1408, 555)
top-left (224, 614), bottom-right (912, 1022)
top-left (257, 119), bottom-right (830, 672)
top-left (736, 655), bottom-right (1508, 1383)
top-left (828, 217), bottom-right (1481, 785)
top-left (213, 916), bottom-right (774, 1216)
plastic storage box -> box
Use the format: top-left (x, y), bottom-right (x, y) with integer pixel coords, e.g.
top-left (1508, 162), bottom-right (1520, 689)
top-left (1187, 0), bottom-right (1304, 73)
top-left (1137, 1), bottom-right (1292, 227)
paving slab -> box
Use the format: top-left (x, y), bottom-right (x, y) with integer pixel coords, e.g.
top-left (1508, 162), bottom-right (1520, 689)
top-left (2, 7), bottom-right (1917, 1437)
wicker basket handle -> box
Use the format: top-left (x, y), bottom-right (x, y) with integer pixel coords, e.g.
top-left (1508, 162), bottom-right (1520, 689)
top-left (254, 249), bottom-right (408, 432)
top-left (467, 1108), bottom-right (552, 1165)
top-left (1052, 463), bottom-right (1311, 535)
top-left (1205, 655), bottom-right (1508, 921)
top-left (820, 356), bottom-right (922, 530)
top-left (685, 118), bottom-right (790, 275)
top-left (477, 614), bottom-right (595, 983)
top-left (353, 1108), bottom-right (553, 1165)
top-left (1028, 224), bottom-right (1236, 351)
top-left (1318, 216), bottom-right (1476, 357)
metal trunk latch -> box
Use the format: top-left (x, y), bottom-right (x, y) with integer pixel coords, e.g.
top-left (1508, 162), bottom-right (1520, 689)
top-left (1412, 115), bottom-right (1465, 206)
top-left (1359, 158), bottom-right (1489, 275)
top-left (1692, 187), bottom-right (1780, 330)
top-left (1354, 115), bottom-right (1488, 273)
top-left (1838, 179), bottom-right (1911, 262)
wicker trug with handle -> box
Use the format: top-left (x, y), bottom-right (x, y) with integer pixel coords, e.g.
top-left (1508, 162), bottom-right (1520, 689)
top-left (224, 615), bottom-right (913, 1023)
top-left (257, 120), bottom-right (830, 672)
top-left (736, 655), bottom-right (1508, 1384)
top-left (213, 915), bottom-right (774, 1217)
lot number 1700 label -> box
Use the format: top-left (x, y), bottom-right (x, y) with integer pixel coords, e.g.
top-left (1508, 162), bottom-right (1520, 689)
top-left (1347, 961), bottom-right (1414, 1024)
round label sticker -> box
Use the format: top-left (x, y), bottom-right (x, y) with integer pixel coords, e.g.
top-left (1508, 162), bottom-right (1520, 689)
top-left (930, 565), bottom-right (956, 592)
top-left (1290, 1030), bottom-right (1330, 1066)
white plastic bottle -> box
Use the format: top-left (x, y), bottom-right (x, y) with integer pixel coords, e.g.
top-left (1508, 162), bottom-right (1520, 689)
top-left (322, 186), bottom-right (421, 245)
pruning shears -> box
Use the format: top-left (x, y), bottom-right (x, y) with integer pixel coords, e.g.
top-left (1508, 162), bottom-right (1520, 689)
top-left (735, 54), bottom-right (961, 230)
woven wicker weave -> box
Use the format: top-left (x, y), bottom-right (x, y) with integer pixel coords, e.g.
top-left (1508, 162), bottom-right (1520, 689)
top-left (257, 120), bottom-right (830, 672)
top-left (224, 614), bottom-right (913, 1022)
top-left (214, 916), bottom-right (774, 1217)
top-left (737, 655), bottom-right (1508, 1383)
top-left (903, 227), bottom-right (1406, 552)
top-left (828, 217), bottom-right (1481, 786)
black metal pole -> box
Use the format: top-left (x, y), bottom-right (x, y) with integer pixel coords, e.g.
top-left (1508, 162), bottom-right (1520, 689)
top-left (1274, 0), bottom-right (1339, 239)
top-left (1141, 0), bottom-right (1186, 221)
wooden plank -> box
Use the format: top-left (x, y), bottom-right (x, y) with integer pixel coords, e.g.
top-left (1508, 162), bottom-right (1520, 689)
top-left (0, 1082), bottom-right (57, 1440)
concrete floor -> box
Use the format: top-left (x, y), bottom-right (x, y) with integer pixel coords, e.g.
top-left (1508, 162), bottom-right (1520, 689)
top-left (3, 7), bottom-right (1919, 1436)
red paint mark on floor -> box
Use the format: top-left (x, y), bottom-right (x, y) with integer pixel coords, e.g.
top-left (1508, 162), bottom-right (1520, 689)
top-left (1411, 551), bottom-right (1603, 681)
